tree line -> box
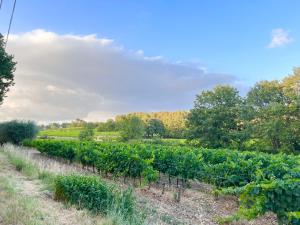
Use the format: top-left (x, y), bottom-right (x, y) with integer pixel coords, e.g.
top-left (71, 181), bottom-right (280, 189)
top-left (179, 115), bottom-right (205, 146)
top-left (187, 68), bottom-right (300, 153)
top-left (39, 111), bottom-right (188, 140)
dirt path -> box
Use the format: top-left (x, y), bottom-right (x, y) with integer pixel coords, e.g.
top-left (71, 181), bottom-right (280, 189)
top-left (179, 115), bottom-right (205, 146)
top-left (0, 152), bottom-right (106, 225)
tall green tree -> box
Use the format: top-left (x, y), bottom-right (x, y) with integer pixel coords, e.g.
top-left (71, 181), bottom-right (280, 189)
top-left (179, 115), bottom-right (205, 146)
top-left (97, 119), bottom-right (118, 132)
top-left (246, 71), bottom-right (300, 152)
top-left (187, 85), bottom-right (243, 148)
top-left (116, 111), bottom-right (188, 138)
top-left (145, 118), bottom-right (165, 138)
top-left (119, 115), bottom-right (145, 141)
top-left (79, 124), bottom-right (94, 141)
top-left (0, 34), bottom-right (16, 104)
top-left (0, 120), bottom-right (38, 145)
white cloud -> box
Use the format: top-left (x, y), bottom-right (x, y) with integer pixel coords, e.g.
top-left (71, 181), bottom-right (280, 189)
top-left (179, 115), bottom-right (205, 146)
top-left (1, 29), bottom-right (238, 122)
top-left (267, 28), bottom-right (293, 48)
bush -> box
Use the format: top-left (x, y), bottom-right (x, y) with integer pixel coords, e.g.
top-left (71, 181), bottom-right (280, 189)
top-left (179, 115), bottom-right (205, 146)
top-left (119, 116), bottom-right (145, 141)
top-left (0, 120), bottom-right (38, 145)
top-left (78, 126), bottom-right (94, 141)
top-left (54, 174), bottom-right (136, 219)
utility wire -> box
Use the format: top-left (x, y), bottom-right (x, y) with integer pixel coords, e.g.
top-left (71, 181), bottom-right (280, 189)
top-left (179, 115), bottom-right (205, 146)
top-left (5, 0), bottom-right (16, 48)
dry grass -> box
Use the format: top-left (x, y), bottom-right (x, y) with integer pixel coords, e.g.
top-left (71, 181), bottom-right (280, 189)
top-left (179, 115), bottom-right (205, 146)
top-left (0, 176), bottom-right (53, 225)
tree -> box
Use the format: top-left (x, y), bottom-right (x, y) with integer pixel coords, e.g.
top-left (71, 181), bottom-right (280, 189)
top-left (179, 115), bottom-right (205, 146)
top-left (79, 124), bottom-right (94, 141)
top-left (0, 120), bottom-right (38, 145)
top-left (119, 115), bottom-right (145, 141)
top-left (245, 73), bottom-right (300, 152)
top-left (97, 119), bottom-right (118, 132)
top-left (187, 85), bottom-right (243, 148)
top-left (145, 119), bottom-right (165, 138)
top-left (116, 111), bottom-right (188, 138)
top-left (0, 34), bottom-right (16, 104)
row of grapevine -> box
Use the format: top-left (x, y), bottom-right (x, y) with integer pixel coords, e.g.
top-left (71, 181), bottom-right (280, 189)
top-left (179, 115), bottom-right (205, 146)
top-left (23, 139), bottom-right (158, 185)
top-left (238, 178), bottom-right (300, 224)
top-left (23, 139), bottom-right (300, 187)
top-left (23, 139), bottom-right (300, 223)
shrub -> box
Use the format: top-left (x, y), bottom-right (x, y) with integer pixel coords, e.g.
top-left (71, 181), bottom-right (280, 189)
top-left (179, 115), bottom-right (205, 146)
top-left (54, 174), bottom-right (136, 219)
top-left (79, 126), bottom-right (94, 141)
top-left (119, 116), bottom-right (145, 141)
top-left (0, 120), bottom-right (38, 145)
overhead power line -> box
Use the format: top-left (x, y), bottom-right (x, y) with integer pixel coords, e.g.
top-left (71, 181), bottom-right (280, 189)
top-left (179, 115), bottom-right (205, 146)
top-left (5, 0), bottom-right (16, 47)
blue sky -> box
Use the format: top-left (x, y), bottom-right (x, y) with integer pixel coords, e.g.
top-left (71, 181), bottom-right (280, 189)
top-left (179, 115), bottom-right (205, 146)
top-left (1, 0), bottom-right (299, 82)
top-left (0, 1), bottom-right (299, 121)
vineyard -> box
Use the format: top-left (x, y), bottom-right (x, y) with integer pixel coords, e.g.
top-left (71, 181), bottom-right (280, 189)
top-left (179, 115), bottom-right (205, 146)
top-left (23, 139), bottom-right (300, 224)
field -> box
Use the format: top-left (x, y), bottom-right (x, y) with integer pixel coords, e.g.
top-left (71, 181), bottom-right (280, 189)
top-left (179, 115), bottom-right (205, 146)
top-left (39, 128), bottom-right (120, 140)
top-left (38, 128), bottom-right (187, 144)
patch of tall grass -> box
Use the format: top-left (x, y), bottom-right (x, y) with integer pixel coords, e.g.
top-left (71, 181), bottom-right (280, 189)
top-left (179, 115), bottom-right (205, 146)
top-left (1, 147), bottom-right (56, 190)
top-left (54, 174), bottom-right (145, 225)
top-left (0, 176), bottom-right (53, 225)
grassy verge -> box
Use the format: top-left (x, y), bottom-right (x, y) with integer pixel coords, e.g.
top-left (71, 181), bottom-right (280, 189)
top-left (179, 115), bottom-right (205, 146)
top-left (2, 148), bottom-right (56, 192)
top-left (0, 175), bottom-right (52, 225)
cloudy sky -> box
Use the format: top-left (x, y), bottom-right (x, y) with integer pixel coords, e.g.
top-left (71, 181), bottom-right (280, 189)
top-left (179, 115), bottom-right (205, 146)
top-left (0, 1), bottom-right (299, 122)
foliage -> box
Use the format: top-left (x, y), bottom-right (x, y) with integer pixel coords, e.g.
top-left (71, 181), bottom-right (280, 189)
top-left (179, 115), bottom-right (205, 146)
top-left (116, 111), bottom-right (188, 139)
top-left (24, 139), bottom-right (77, 163)
top-left (187, 69), bottom-right (300, 153)
top-left (287, 212), bottom-right (300, 225)
top-left (238, 179), bottom-right (300, 224)
top-left (0, 120), bottom-right (38, 145)
top-left (23, 139), bottom-right (300, 222)
top-left (187, 85), bottom-right (243, 148)
top-left (0, 34), bottom-right (16, 105)
top-left (79, 124), bottom-right (94, 141)
top-left (145, 119), bottom-right (165, 138)
top-left (245, 72), bottom-right (300, 152)
top-left (54, 174), bottom-right (136, 219)
top-left (119, 115), bottom-right (145, 141)
top-left (97, 119), bottom-right (119, 132)
top-left (24, 139), bottom-right (300, 187)
top-left (76, 142), bottom-right (99, 170)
